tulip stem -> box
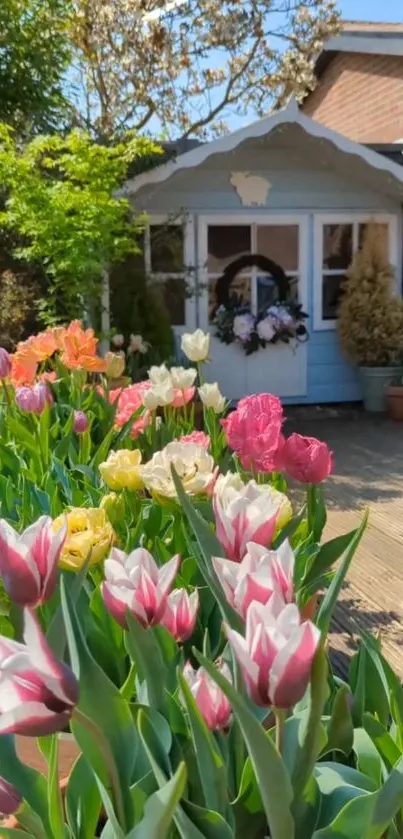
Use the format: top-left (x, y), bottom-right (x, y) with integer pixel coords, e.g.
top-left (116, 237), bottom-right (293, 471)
top-left (73, 707), bottom-right (126, 830)
top-left (307, 484), bottom-right (317, 537)
top-left (274, 708), bottom-right (286, 756)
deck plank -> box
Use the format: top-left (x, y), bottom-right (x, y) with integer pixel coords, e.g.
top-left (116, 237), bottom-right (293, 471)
top-left (287, 413), bottom-right (403, 679)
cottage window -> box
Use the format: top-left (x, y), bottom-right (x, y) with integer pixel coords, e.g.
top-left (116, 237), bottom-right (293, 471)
top-left (145, 221), bottom-right (186, 327)
top-left (314, 215), bottom-right (398, 331)
top-left (206, 222), bottom-right (301, 324)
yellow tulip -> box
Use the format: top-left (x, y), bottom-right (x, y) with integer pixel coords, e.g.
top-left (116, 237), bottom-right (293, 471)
top-left (54, 508), bottom-right (115, 571)
top-left (105, 351), bottom-right (126, 379)
top-left (99, 448), bottom-right (143, 491)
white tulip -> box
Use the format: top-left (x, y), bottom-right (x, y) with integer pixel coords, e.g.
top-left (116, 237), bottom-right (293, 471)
top-left (151, 380), bottom-right (175, 407)
top-left (170, 366), bottom-right (197, 389)
top-left (181, 329), bottom-right (210, 363)
top-left (148, 364), bottom-right (172, 385)
top-left (142, 388), bottom-right (161, 410)
top-left (198, 382), bottom-right (226, 413)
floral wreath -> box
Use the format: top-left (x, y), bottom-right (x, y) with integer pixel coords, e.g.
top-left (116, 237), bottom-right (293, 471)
top-left (212, 253), bottom-right (308, 355)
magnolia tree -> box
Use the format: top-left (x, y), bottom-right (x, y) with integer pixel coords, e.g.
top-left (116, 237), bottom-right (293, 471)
top-left (68, 0), bottom-right (340, 139)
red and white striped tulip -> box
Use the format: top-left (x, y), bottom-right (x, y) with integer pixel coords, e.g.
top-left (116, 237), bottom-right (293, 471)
top-left (226, 595), bottom-right (320, 708)
top-left (0, 516), bottom-right (67, 607)
top-left (0, 609), bottom-right (78, 736)
top-left (213, 540), bottom-right (294, 619)
top-left (101, 547), bottom-right (180, 629)
top-left (213, 473), bottom-right (292, 563)
top-left (182, 660), bottom-right (232, 730)
top-left (160, 588), bottom-right (199, 642)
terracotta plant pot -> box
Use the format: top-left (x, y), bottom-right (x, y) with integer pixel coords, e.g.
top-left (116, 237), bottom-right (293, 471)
top-left (386, 385), bottom-right (403, 421)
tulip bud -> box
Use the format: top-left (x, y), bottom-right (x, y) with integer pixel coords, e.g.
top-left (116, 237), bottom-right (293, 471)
top-left (0, 348), bottom-right (11, 379)
top-left (198, 382), bottom-right (226, 413)
top-left (283, 433), bottom-right (333, 484)
top-left (0, 515), bottom-right (67, 607)
top-left (181, 329), bottom-right (210, 363)
top-left (15, 383), bottom-right (52, 415)
top-left (0, 777), bottom-right (22, 815)
top-left (182, 660), bottom-right (232, 730)
top-left (99, 492), bottom-right (125, 527)
top-left (112, 333), bottom-right (124, 348)
top-left (161, 588), bottom-right (199, 642)
top-left (73, 410), bottom-right (89, 433)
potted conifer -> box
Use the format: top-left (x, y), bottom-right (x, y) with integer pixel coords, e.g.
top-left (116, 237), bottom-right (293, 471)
top-left (338, 223), bottom-right (403, 412)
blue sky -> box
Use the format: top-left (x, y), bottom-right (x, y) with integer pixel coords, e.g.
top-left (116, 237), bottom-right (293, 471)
top-left (338, 0), bottom-right (401, 20)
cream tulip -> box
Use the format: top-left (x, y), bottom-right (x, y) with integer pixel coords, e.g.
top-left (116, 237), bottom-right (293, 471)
top-left (170, 366), bottom-right (197, 389)
top-left (198, 382), bottom-right (226, 413)
top-left (148, 364), bottom-right (171, 385)
top-left (181, 330), bottom-right (210, 363)
top-left (140, 441), bottom-right (217, 500)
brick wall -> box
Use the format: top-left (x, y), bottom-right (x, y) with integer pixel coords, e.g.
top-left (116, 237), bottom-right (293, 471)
top-left (302, 52), bottom-right (403, 143)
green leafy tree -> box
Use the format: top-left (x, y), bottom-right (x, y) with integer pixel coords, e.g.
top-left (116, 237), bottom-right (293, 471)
top-left (0, 0), bottom-right (72, 136)
top-left (0, 124), bottom-right (160, 322)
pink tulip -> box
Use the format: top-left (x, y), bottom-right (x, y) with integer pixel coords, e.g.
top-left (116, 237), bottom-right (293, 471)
top-left (283, 433), bottom-right (333, 484)
top-left (182, 660), bottom-right (232, 730)
top-left (160, 588), bottom-right (199, 642)
top-left (0, 777), bottom-right (22, 815)
top-left (73, 410), bottom-right (89, 433)
top-left (172, 386), bottom-right (196, 408)
top-left (226, 595), bottom-right (320, 708)
top-left (0, 609), bottom-right (78, 736)
top-left (179, 431), bottom-right (210, 449)
top-left (0, 348), bottom-right (11, 379)
top-left (213, 474), bottom-right (288, 562)
top-left (0, 516), bottom-right (67, 607)
top-left (15, 382), bottom-right (53, 415)
top-left (213, 540), bottom-right (294, 619)
top-left (102, 547), bottom-right (180, 628)
top-left (221, 393), bottom-right (285, 473)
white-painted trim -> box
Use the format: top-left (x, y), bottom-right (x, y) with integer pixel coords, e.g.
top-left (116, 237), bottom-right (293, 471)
top-left (122, 99), bottom-right (403, 195)
top-left (323, 33), bottom-right (403, 57)
top-left (313, 212), bottom-right (399, 331)
top-left (145, 212), bottom-right (196, 334)
top-left (196, 213), bottom-right (309, 330)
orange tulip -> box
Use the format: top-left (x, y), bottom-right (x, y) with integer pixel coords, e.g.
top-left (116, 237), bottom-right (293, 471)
top-left (10, 353), bottom-right (38, 387)
top-left (59, 320), bottom-right (106, 374)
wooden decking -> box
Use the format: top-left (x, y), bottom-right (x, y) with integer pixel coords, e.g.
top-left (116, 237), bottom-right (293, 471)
top-left (287, 410), bottom-right (403, 679)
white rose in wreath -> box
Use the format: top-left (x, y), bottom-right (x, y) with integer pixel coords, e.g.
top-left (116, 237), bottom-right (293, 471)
top-left (257, 316), bottom-right (277, 342)
top-left (233, 313), bottom-right (255, 342)
top-left (267, 305), bottom-right (294, 327)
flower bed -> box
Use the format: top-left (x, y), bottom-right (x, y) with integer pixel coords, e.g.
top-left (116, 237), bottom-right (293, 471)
top-left (0, 322), bottom-right (400, 839)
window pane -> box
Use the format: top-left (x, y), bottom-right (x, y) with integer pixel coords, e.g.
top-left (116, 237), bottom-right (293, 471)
top-left (359, 223), bottom-right (389, 260)
top-left (323, 224), bottom-right (353, 270)
top-left (207, 225), bottom-right (251, 272)
top-left (150, 225), bottom-right (184, 272)
top-left (162, 277), bottom-right (186, 326)
top-left (257, 274), bottom-right (299, 312)
top-left (256, 225), bottom-right (299, 271)
top-left (209, 274), bottom-right (251, 323)
top-left (322, 273), bottom-right (345, 320)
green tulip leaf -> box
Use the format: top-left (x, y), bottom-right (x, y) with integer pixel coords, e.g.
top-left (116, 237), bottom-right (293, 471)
top-left (66, 754), bottom-right (102, 839)
top-left (125, 613), bottom-right (168, 716)
top-left (363, 713), bottom-right (402, 771)
top-left (171, 467), bottom-right (243, 632)
top-left (322, 685), bottom-right (354, 758)
top-left (302, 527), bottom-right (360, 588)
top-left (0, 735), bottom-right (50, 836)
top-left (61, 579), bottom-right (137, 833)
top-left (194, 651), bottom-right (294, 839)
top-left (317, 511), bottom-right (368, 636)
top-left (126, 762), bottom-right (187, 839)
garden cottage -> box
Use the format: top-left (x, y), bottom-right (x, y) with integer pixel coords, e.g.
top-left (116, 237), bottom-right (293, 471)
top-left (123, 99), bottom-right (403, 403)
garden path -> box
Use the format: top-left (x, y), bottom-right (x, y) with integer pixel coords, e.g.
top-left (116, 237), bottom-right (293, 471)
top-left (287, 408), bottom-right (403, 679)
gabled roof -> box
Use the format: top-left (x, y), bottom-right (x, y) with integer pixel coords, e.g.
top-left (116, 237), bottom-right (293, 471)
top-left (122, 99), bottom-right (403, 195)
top-left (315, 20), bottom-right (403, 78)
